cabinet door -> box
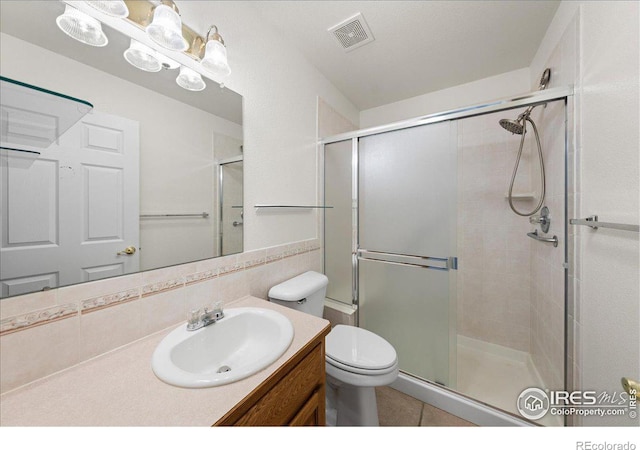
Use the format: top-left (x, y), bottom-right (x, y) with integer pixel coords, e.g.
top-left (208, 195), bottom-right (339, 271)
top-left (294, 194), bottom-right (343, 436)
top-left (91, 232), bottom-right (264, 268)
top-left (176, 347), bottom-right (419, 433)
top-left (224, 343), bottom-right (324, 426)
top-left (289, 391), bottom-right (323, 426)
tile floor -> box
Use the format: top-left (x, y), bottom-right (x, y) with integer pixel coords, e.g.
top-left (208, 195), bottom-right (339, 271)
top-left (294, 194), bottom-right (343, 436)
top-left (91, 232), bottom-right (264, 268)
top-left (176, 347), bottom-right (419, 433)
top-left (375, 386), bottom-right (475, 426)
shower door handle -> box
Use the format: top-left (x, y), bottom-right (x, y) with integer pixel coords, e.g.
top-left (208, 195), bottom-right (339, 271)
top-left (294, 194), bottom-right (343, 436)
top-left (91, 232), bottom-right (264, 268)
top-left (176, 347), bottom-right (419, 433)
top-left (357, 250), bottom-right (456, 271)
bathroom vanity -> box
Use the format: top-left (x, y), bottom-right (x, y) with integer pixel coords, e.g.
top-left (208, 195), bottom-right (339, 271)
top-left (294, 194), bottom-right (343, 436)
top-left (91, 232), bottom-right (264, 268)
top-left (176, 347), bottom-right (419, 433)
top-left (0, 297), bottom-right (330, 426)
top-left (216, 326), bottom-right (326, 426)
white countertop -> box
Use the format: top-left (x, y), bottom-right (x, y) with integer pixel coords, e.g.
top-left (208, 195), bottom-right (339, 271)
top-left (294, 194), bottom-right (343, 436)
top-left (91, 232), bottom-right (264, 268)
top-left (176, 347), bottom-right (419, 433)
top-left (0, 296), bottom-right (330, 426)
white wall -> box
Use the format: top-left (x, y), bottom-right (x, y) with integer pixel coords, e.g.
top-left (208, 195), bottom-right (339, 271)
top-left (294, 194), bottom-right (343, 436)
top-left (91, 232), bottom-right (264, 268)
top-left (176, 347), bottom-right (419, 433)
top-left (574, 1), bottom-right (639, 427)
top-left (359, 68), bottom-right (531, 129)
top-left (532, 0), bottom-right (639, 426)
top-left (175, 2), bottom-right (360, 251)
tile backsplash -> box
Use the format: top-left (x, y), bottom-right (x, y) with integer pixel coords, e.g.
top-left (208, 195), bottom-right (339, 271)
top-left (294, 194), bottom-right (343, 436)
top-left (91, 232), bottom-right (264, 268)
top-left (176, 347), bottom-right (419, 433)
top-left (0, 239), bottom-right (321, 394)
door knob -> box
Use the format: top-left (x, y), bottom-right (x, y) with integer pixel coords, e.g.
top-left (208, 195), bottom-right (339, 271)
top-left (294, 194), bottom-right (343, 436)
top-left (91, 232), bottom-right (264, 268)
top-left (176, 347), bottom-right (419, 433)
top-left (621, 377), bottom-right (639, 398)
top-left (117, 246), bottom-right (137, 256)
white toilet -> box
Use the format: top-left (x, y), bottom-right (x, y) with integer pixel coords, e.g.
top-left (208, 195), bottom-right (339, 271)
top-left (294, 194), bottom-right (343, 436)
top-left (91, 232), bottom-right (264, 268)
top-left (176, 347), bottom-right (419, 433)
top-left (268, 271), bottom-right (399, 426)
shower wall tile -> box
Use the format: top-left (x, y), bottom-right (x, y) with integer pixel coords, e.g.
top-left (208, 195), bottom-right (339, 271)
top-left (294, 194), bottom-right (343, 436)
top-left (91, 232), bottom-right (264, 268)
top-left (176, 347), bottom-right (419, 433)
top-left (456, 71), bottom-right (567, 374)
top-left (457, 113), bottom-right (534, 353)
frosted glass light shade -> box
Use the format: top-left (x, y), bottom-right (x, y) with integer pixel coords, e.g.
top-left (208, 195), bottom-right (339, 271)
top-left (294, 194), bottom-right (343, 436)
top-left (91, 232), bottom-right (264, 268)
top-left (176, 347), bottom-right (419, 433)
top-left (56, 5), bottom-right (108, 47)
top-left (124, 39), bottom-right (161, 72)
top-left (200, 39), bottom-right (231, 77)
top-left (84, 1), bottom-right (129, 18)
top-left (146, 4), bottom-right (188, 51)
top-left (176, 66), bottom-right (206, 91)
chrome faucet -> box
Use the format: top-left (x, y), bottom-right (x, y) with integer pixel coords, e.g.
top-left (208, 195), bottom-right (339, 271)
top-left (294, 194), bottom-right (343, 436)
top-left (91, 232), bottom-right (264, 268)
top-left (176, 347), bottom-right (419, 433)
top-left (187, 302), bottom-right (224, 331)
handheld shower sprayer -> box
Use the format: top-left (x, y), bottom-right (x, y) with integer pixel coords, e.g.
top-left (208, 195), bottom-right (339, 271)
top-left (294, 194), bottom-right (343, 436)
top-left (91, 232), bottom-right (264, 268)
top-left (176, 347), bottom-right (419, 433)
top-left (499, 68), bottom-right (551, 217)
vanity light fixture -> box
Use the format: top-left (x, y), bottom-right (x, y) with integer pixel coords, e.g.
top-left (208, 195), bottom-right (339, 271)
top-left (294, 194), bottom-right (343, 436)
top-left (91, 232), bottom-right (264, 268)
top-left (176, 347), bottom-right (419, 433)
top-left (123, 39), bottom-right (162, 72)
top-left (83, 0), bottom-right (129, 18)
top-left (56, 1), bottom-right (231, 91)
top-left (56, 4), bottom-right (108, 47)
top-left (200, 26), bottom-right (231, 77)
top-left (146, 0), bottom-right (189, 52)
top-left (176, 66), bottom-right (206, 91)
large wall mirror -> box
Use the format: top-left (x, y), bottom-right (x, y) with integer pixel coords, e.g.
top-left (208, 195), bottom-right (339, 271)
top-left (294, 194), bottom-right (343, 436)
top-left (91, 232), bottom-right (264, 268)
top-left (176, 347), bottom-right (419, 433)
top-left (0, 1), bottom-right (244, 299)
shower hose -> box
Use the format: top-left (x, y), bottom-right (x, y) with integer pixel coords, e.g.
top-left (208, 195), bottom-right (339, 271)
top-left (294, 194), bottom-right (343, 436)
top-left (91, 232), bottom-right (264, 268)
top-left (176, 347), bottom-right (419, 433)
top-left (507, 116), bottom-right (546, 217)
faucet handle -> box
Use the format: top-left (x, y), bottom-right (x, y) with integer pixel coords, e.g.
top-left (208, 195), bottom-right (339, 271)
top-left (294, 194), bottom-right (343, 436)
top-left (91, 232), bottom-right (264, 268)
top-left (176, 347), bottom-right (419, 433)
top-left (187, 309), bottom-right (202, 331)
top-left (212, 301), bottom-right (224, 320)
top-left (529, 206), bottom-right (551, 233)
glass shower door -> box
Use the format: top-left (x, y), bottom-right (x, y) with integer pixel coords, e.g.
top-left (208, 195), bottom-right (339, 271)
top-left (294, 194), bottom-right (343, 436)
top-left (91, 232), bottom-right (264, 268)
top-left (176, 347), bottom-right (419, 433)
top-left (219, 160), bottom-right (243, 256)
top-left (324, 139), bottom-right (354, 305)
top-left (358, 121), bottom-right (458, 387)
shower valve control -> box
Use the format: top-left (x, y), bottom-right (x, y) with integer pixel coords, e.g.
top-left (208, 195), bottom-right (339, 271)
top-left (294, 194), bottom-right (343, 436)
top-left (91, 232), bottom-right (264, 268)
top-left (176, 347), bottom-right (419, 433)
top-left (529, 206), bottom-right (551, 233)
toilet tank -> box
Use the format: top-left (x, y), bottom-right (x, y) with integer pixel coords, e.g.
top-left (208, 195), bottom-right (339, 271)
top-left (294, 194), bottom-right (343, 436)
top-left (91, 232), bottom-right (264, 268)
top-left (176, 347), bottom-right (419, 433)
top-left (268, 271), bottom-right (328, 318)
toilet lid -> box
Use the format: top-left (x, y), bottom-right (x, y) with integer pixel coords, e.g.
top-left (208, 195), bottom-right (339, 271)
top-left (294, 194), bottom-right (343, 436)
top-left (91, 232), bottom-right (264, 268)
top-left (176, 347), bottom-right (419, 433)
top-left (326, 325), bottom-right (397, 371)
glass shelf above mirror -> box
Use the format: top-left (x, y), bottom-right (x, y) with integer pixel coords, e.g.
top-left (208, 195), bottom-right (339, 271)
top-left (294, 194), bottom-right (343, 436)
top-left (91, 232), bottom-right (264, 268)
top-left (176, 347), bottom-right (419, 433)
top-left (0, 75), bottom-right (93, 153)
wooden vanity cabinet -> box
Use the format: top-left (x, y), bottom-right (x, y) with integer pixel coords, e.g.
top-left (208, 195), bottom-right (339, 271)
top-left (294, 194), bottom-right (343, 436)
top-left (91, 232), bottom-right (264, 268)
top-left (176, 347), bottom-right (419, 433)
top-left (215, 325), bottom-right (330, 426)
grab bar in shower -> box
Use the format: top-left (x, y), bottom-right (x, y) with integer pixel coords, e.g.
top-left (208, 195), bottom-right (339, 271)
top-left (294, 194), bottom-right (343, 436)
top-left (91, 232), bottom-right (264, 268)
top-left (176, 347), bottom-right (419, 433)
top-left (527, 230), bottom-right (558, 247)
top-left (570, 215), bottom-right (639, 233)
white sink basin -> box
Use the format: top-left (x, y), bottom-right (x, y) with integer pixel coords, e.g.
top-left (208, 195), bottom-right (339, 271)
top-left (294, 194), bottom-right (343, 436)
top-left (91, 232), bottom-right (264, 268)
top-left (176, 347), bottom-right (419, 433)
top-left (152, 307), bottom-right (294, 388)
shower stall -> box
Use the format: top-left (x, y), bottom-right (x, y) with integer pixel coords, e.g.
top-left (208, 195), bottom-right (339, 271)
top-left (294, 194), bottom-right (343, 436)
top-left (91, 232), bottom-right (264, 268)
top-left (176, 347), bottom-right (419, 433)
top-left (219, 159), bottom-right (243, 256)
top-left (322, 85), bottom-right (571, 426)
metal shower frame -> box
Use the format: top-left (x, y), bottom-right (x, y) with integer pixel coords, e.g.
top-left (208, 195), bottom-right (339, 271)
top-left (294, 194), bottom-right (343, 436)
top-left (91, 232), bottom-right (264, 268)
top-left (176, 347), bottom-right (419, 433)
top-left (321, 85), bottom-right (574, 425)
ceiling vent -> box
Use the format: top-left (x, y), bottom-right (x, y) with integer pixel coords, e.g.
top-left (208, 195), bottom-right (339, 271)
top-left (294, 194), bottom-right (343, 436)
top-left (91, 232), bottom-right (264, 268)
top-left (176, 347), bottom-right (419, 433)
top-left (328, 13), bottom-right (374, 52)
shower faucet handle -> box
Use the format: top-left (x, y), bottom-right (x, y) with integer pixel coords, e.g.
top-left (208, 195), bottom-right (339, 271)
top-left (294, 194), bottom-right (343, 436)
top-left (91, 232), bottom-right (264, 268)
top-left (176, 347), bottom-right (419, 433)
top-left (529, 206), bottom-right (551, 233)
top-left (529, 215), bottom-right (548, 225)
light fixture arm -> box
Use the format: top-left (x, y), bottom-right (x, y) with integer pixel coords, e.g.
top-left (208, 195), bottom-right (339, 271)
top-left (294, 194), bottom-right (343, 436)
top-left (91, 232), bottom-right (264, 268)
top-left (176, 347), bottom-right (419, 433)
top-left (187, 35), bottom-right (205, 58)
top-left (206, 25), bottom-right (225, 46)
top-left (197, 25), bottom-right (226, 60)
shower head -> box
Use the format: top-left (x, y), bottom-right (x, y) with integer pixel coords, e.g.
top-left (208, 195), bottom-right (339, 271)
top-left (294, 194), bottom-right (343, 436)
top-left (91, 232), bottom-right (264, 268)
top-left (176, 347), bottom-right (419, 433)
top-left (498, 68), bottom-right (551, 135)
top-left (499, 118), bottom-right (525, 135)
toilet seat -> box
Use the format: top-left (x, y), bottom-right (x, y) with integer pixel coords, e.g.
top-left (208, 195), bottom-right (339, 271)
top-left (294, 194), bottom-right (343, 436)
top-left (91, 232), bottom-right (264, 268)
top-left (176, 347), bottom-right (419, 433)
top-left (326, 354), bottom-right (397, 376)
top-left (325, 325), bottom-right (398, 375)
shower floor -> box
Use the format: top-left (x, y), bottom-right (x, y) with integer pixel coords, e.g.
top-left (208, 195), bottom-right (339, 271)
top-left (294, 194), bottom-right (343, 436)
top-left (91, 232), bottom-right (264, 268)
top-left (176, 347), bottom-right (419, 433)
top-left (456, 335), bottom-right (563, 427)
